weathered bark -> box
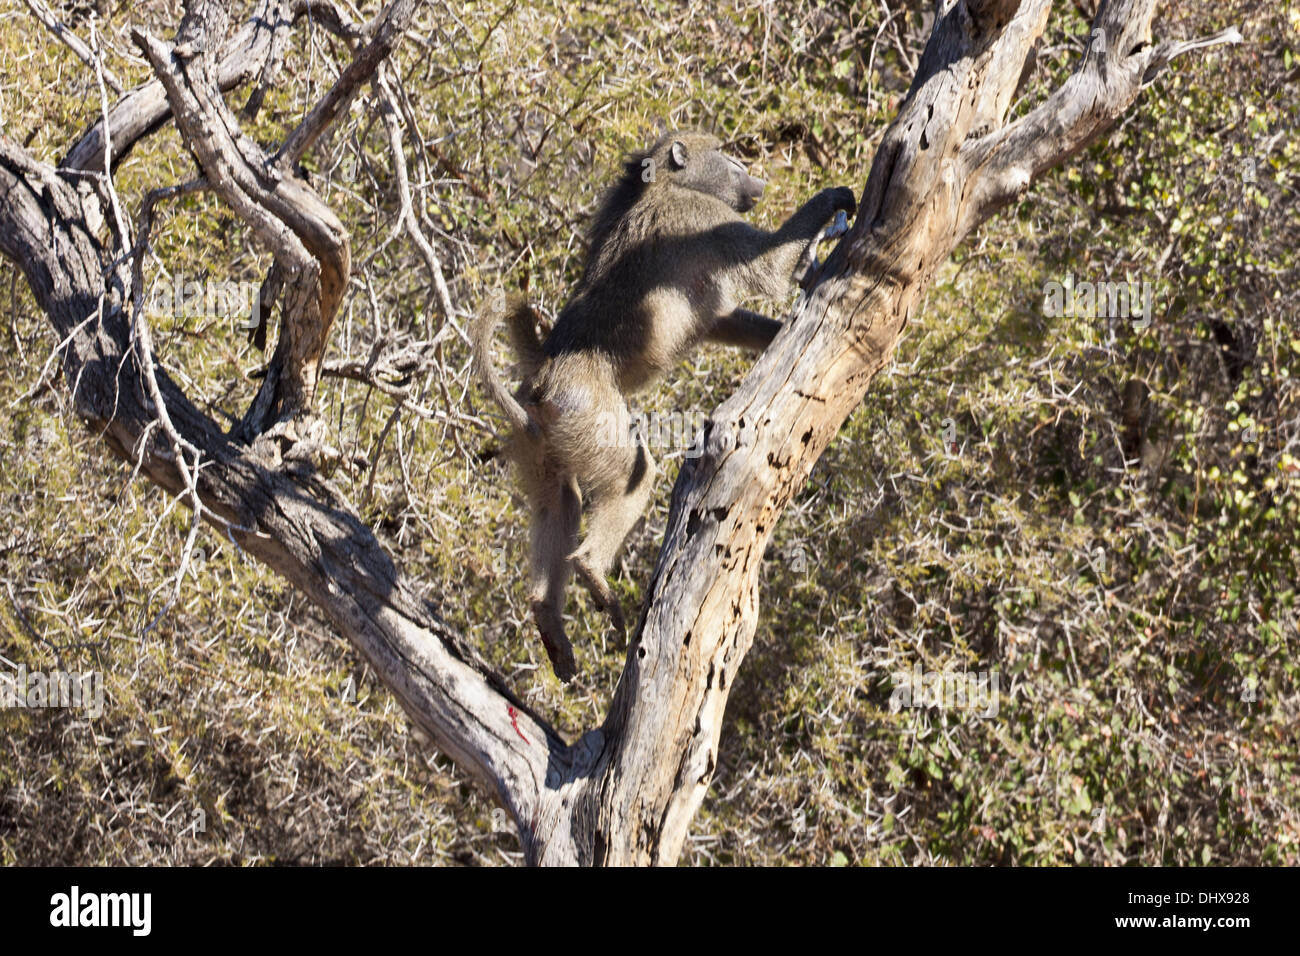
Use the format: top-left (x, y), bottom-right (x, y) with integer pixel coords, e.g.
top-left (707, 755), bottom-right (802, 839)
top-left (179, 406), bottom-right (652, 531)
top-left (131, 27), bottom-right (348, 431)
top-left (0, 0), bottom-right (1236, 866)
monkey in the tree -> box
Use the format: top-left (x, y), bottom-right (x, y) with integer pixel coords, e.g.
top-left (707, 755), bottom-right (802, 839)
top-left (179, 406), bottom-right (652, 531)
top-left (473, 130), bottom-right (856, 682)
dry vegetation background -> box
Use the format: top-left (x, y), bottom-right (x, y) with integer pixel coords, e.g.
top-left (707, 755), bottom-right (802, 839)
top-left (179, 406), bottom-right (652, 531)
top-left (0, 0), bottom-right (1297, 865)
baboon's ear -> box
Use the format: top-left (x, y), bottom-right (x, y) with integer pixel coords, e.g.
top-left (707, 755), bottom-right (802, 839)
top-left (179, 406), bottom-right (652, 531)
top-left (669, 141), bottom-right (688, 169)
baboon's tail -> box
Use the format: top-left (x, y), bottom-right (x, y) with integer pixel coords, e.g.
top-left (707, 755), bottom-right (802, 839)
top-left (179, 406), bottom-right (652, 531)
top-left (470, 297), bottom-right (544, 436)
top-left (504, 302), bottom-right (546, 378)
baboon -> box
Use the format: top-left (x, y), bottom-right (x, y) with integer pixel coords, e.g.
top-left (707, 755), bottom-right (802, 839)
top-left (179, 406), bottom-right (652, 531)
top-left (473, 130), bottom-right (856, 682)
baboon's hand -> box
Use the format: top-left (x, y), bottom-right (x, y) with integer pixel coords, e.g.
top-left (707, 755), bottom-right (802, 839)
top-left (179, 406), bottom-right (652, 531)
top-left (823, 186), bottom-right (857, 219)
top-left (823, 210), bottom-right (850, 240)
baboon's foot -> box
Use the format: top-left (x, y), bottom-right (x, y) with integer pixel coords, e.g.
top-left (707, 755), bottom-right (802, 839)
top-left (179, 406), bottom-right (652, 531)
top-left (570, 551), bottom-right (626, 636)
top-left (537, 629), bottom-right (577, 683)
top-left (531, 601), bottom-right (576, 683)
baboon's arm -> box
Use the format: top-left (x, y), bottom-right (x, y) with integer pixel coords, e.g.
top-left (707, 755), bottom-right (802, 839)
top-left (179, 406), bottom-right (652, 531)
top-left (734, 187), bottom-right (855, 299)
top-left (704, 309), bottom-right (782, 351)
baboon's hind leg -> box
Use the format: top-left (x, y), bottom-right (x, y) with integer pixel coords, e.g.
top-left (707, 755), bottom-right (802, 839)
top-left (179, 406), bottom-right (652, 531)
top-left (528, 476), bottom-right (582, 681)
top-left (570, 441), bottom-right (658, 637)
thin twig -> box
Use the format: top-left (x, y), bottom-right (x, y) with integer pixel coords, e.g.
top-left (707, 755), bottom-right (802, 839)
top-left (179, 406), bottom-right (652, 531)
top-left (22, 0), bottom-right (125, 94)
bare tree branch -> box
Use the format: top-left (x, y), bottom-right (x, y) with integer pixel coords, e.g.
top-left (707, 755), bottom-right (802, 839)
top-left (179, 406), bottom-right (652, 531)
top-left (277, 0), bottom-right (418, 171)
top-left (374, 68), bottom-right (457, 334)
top-left (60, 0), bottom-right (357, 175)
top-left (961, 5), bottom-right (1241, 231)
top-left (22, 0), bottom-right (124, 94)
top-left (132, 12), bottom-right (350, 433)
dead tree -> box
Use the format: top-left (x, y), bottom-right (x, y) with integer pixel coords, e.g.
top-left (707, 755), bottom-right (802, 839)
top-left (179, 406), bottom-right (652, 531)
top-left (0, 0), bottom-right (1237, 864)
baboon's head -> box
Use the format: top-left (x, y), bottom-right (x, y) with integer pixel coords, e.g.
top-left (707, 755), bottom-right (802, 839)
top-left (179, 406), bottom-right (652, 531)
top-left (588, 130), bottom-right (768, 262)
top-left (649, 131), bottom-right (766, 212)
